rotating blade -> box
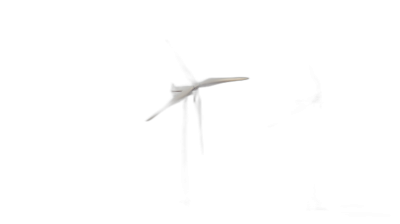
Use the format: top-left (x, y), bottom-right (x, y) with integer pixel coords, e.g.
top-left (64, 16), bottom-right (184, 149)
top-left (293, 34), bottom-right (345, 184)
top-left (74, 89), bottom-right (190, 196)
top-left (181, 97), bottom-right (189, 202)
top-left (146, 86), bottom-right (194, 121)
top-left (291, 99), bottom-right (310, 115)
top-left (198, 77), bottom-right (249, 88)
top-left (166, 40), bottom-right (196, 85)
top-left (309, 66), bottom-right (320, 91)
top-left (309, 66), bottom-right (322, 107)
top-left (194, 90), bottom-right (204, 154)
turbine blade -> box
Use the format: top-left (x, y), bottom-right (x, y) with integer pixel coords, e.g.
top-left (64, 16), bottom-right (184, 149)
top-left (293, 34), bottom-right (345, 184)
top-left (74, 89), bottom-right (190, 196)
top-left (309, 66), bottom-right (322, 107)
top-left (146, 87), bottom-right (194, 121)
top-left (194, 90), bottom-right (204, 154)
top-left (267, 121), bottom-right (279, 128)
top-left (198, 77), bottom-right (249, 88)
top-left (182, 98), bottom-right (189, 202)
top-left (308, 64), bottom-right (322, 92)
top-left (290, 103), bottom-right (309, 116)
top-left (165, 40), bottom-right (196, 84)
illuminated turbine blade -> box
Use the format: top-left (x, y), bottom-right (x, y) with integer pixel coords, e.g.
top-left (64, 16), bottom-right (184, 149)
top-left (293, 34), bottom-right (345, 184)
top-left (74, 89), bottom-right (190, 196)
top-left (146, 87), bottom-right (193, 122)
top-left (198, 77), bottom-right (249, 88)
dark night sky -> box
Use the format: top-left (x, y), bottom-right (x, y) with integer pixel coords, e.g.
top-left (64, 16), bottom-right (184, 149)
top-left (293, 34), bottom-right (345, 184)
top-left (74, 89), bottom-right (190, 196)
top-left (25, 16), bottom-right (396, 215)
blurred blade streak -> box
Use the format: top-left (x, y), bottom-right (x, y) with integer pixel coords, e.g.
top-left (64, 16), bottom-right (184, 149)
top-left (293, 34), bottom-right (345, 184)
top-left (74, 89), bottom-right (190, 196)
top-left (194, 90), bottom-right (204, 154)
top-left (309, 66), bottom-right (322, 107)
top-left (165, 40), bottom-right (196, 84)
top-left (287, 66), bottom-right (322, 116)
top-left (290, 103), bottom-right (308, 116)
top-left (182, 97), bottom-right (190, 204)
top-left (198, 77), bottom-right (249, 88)
top-left (308, 64), bottom-right (322, 92)
top-left (267, 122), bottom-right (279, 128)
top-left (146, 87), bottom-right (194, 121)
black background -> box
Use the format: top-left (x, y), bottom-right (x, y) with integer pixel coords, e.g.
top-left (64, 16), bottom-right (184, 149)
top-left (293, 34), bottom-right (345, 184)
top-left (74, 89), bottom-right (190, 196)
top-left (18, 9), bottom-right (398, 218)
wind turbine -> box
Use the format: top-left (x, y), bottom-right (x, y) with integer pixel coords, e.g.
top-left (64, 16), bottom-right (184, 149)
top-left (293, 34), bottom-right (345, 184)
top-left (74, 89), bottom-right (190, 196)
top-left (267, 64), bottom-right (323, 128)
top-left (146, 40), bottom-right (249, 156)
top-left (290, 66), bottom-right (322, 115)
top-left (267, 64), bottom-right (329, 211)
top-left (146, 41), bottom-right (248, 205)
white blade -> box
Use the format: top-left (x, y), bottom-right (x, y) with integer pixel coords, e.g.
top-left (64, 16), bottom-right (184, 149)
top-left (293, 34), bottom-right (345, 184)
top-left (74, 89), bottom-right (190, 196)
top-left (267, 121), bottom-right (279, 128)
top-left (166, 40), bottom-right (196, 84)
top-left (309, 66), bottom-right (322, 107)
top-left (181, 97), bottom-right (189, 204)
top-left (290, 103), bottom-right (309, 115)
top-left (146, 87), bottom-right (194, 121)
top-left (308, 64), bottom-right (322, 92)
top-left (194, 90), bottom-right (204, 154)
top-left (198, 77), bottom-right (249, 88)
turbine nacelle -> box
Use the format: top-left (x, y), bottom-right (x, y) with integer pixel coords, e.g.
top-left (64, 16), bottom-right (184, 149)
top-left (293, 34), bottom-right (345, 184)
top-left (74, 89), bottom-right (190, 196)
top-left (147, 76), bottom-right (249, 121)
